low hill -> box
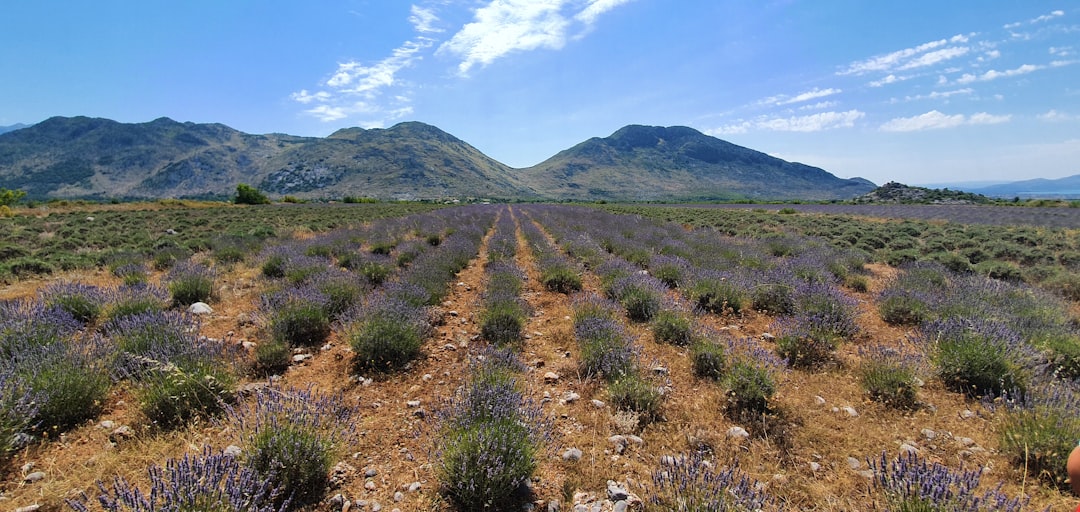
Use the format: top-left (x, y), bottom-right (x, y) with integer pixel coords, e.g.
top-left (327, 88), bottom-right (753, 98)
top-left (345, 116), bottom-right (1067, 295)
top-left (855, 181), bottom-right (991, 204)
top-left (0, 123), bottom-right (29, 135)
top-left (0, 117), bottom-right (873, 201)
top-left (517, 125), bottom-right (875, 201)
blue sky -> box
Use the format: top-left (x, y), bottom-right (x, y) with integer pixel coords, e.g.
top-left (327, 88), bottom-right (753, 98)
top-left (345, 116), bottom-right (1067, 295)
top-left (2, 1), bottom-right (1078, 185)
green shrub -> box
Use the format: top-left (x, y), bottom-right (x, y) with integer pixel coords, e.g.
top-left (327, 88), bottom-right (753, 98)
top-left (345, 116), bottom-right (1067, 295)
top-left (358, 260), bottom-right (391, 285)
top-left (929, 320), bottom-right (1024, 398)
top-left (261, 254), bottom-right (286, 278)
top-left (21, 342), bottom-right (111, 434)
top-left (687, 277), bottom-right (744, 315)
top-left (251, 338), bottom-right (291, 376)
top-left (973, 260), bottom-right (1022, 281)
top-left (480, 300), bottom-right (526, 345)
top-left (844, 275), bottom-right (869, 293)
top-left (348, 299), bottom-right (429, 372)
top-left (650, 309), bottom-right (694, 346)
top-left (139, 364), bottom-right (235, 430)
top-left (167, 263), bottom-right (215, 306)
top-left (247, 420), bottom-right (331, 507)
top-left (541, 266), bottom-right (582, 294)
top-left (724, 360), bottom-right (775, 418)
top-left (608, 372), bottom-right (663, 423)
top-left (860, 350), bottom-right (919, 410)
top-left (750, 283), bottom-right (795, 315)
top-left (268, 299), bottom-right (331, 348)
top-left (931, 252), bottom-right (973, 273)
top-left (1037, 333), bottom-right (1080, 379)
top-left (999, 399), bottom-right (1080, 491)
top-left (234, 183), bottom-right (270, 205)
top-left (438, 419), bottom-right (537, 510)
top-left (878, 293), bottom-right (928, 326)
top-left (776, 332), bottom-right (836, 369)
top-left (690, 340), bottom-right (725, 380)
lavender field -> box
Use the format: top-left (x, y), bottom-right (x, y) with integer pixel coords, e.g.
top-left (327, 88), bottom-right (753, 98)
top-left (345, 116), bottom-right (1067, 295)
top-left (1, 203), bottom-right (1077, 511)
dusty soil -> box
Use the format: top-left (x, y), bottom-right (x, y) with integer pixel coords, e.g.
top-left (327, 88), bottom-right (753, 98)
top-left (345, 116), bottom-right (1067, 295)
top-left (0, 208), bottom-right (1074, 511)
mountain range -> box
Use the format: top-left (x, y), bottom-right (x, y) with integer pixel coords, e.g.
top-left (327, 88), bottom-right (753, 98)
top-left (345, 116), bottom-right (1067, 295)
top-left (966, 175), bottom-right (1080, 199)
top-left (0, 116), bottom-right (875, 201)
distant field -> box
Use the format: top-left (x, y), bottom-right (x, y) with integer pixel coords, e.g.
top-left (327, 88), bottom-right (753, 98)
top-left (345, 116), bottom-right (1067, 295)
top-left (671, 203), bottom-right (1080, 229)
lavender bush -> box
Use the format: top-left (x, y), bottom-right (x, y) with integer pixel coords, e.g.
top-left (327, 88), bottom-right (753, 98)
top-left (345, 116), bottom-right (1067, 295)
top-left (167, 261), bottom-right (216, 306)
top-left (869, 451), bottom-right (1029, 511)
top-left (68, 448), bottom-right (286, 511)
top-left (261, 286), bottom-right (332, 348)
top-left (40, 282), bottom-right (107, 325)
top-left (232, 386), bottom-right (359, 508)
top-left (347, 293), bottom-right (431, 372)
top-left (648, 451), bottom-right (774, 511)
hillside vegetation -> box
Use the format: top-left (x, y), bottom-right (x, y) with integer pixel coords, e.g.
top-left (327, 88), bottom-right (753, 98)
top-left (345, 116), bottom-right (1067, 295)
top-left (0, 118), bottom-right (875, 202)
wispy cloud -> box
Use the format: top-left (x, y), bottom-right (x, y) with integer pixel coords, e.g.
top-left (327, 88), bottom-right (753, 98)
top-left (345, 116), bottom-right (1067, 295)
top-left (839, 34), bottom-right (969, 75)
top-left (1038, 109), bottom-right (1076, 122)
top-left (438, 0), bottom-right (635, 75)
top-left (880, 110), bottom-right (1010, 132)
top-left (761, 87), bottom-right (842, 106)
top-left (899, 88), bottom-right (974, 102)
top-left (293, 35), bottom-right (433, 123)
top-left (409, 5), bottom-right (443, 33)
top-left (1004, 9), bottom-right (1065, 29)
top-left (575, 0), bottom-right (635, 25)
top-left (956, 63), bottom-right (1042, 84)
top-left (709, 110), bottom-right (864, 135)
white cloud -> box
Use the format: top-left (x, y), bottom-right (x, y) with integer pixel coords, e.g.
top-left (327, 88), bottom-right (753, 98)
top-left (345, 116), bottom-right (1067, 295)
top-left (902, 88), bottom-right (974, 102)
top-left (898, 46), bottom-right (969, 70)
top-left (1004, 9), bottom-right (1065, 29)
top-left (291, 90), bottom-right (331, 104)
top-left (709, 110), bottom-right (864, 135)
top-left (968, 112), bottom-right (1011, 125)
top-left (409, 5), bottom-right (443, 33)
top-left (1050, 46), bottom-right (1074, 57)
top-left (762, 87), bottom-right (842, 106)
top-left (839, 35), bottom-right (969, 75)
top-left (1038, 109), bottom-right (1076, 122)
top-left (439, 0), bottom-right (634, 75)
top-left (575, 0), bottom-right (635, 25)
top-left (954, 63), bottom-right (1049, 84)
top-left (303, 105), bottom-right (350, 122)
top-left (880, 110), bottom-right (1011, 132)
top-left (870, 74), bottom-right (904, 87)
top-left (799, 100), bottom-right (838, 111)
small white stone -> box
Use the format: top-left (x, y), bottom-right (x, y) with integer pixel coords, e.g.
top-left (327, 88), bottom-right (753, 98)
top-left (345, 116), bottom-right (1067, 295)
top-left (847, 457), bottom-right (861, 470)
top-left (544, 372), bottom-right (560, 383)
top-left (406, 400), bottom-right (421, 408)
top-left (814, 395), bottom-right (826, 405)
top-left (408, 482), bottom-right (421, 492)
top-left (726, 426), bottom-right (750, 440)
top-left (223, 445), bottom-right (243, 457)
top-left (899, 442), bottom-right (919, 455)
top-left (365, 481), bottom-right (377, 491)
top-left (841, 406), bottom-right (859, 417)
top-left (187, 302), bottom-right (213, 315)
top-left (590, 399), bottom-right (606, 408)
top-left (562, 447), bottom-right (583, 461)
top-left (920, 428), bottom-right (937, 440)
top-left (24, 471), bottom-right (46, 483)
top-left (292, 354), bottom-right (311, 363)
top-left (563, 392), bottom-right (581, 403)
top-left (808, 462), bottom-right (821, 472)
top-left (959, 409), bottom-right (976, 419)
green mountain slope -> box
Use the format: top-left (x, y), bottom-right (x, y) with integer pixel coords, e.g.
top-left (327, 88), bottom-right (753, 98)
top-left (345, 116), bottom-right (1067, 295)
top-left (0, 117), bottom-right (873, 201)
top-left (518, 125), bottom-right (874, 201)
